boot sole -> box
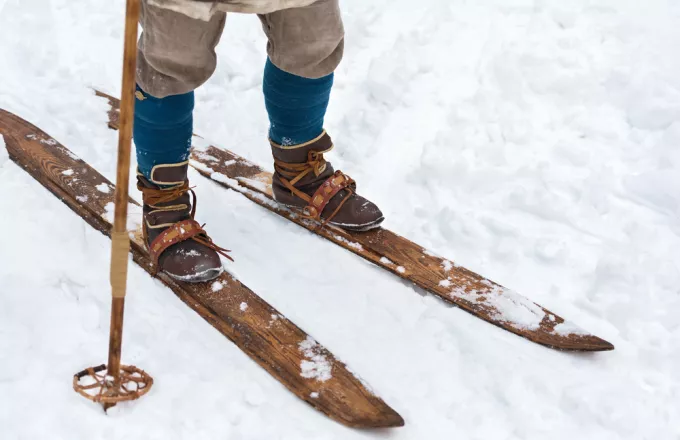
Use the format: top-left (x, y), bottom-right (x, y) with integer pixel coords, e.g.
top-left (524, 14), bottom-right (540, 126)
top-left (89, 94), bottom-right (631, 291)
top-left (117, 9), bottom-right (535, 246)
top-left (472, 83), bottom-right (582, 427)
top-left (328, 217), bottom-right (385, 232)
top-left (279, 202), bottom-right (385, 232)
top-left (166, 266), bottom-right (225, 283)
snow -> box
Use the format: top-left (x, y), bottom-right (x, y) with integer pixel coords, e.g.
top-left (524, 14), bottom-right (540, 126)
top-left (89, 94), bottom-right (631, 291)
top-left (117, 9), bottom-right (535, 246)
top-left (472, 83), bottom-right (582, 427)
top-left (26, 133), bottom-right (58, 146)
top-left (95, 182), bottom-right (111, 193)
top-left (178, 249), bottom-right (201, 257)
top-left (1, 1), bottom-right (680, 439)
top-left (449, 283), bottom-right (547, 332)
top-left (0, 135), bottom-right (7, 164)
top-left (190, 135), bottom-right (212, 152)
top-left (237, 176), bottom-right (270, 194)
top-left (191, 158), bottom-right (290, 211)
top-left (103, 201), bottom-right (143, 232)
top-left (299, 337), bottom-right (333, 382)
top-left (103, 201), bottom-right (115, 222)
top-left (552, 320), bottom-right (590, 337)
top-left (379, 256), bottom-right (394, 266)
top-left (330, 233), bottom-right (364, 250)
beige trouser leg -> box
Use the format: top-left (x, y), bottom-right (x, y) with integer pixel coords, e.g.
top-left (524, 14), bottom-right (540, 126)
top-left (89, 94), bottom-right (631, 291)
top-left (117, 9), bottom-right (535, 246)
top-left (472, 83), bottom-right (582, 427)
top-left (137, 0), bottom-right (344, 98)
top-left (257, 0), bottom-right (344, 80)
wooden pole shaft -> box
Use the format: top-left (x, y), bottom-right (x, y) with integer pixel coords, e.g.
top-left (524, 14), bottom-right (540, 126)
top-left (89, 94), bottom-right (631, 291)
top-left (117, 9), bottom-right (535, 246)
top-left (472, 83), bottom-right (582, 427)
top-left (106, 297), bottom-right (126, 381)
top-left (108, 0), bottom-right (141, 384)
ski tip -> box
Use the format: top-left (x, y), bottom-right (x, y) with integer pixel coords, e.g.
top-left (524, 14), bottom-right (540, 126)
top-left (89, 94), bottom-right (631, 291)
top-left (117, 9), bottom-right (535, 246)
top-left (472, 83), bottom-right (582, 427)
top-left (310, 368), bottom-right (405, 428)
top-left (549, 334), bottom-right (615, 352)
top-left (581, 336), bottom-right (615, 352)
top-left (335, 405), bottom-right (405, 429)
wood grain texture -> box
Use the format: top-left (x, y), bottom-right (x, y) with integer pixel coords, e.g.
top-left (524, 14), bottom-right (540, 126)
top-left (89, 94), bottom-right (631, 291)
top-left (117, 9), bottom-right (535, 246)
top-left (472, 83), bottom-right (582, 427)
top-left (0, 108), bottom-right (404, 429)
top-left (98, 90), bottom-right (614, 352)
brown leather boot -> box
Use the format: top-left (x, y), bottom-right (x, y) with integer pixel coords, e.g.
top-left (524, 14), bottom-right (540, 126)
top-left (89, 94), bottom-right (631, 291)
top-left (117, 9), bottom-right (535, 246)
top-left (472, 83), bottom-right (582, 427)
top-left (271, 131), bottom-right (384, 231)
top-left (137, 162), bottom-right (230, 282)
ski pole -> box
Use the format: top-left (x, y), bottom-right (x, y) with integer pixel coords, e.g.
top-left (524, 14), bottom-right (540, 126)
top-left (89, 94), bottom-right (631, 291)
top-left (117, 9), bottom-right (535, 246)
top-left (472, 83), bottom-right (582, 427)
top-left (73, 0), bottom-right (153, 409)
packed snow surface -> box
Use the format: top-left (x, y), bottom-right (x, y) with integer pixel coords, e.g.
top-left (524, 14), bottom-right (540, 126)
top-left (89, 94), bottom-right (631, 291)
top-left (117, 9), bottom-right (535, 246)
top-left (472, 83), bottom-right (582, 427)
top-left (1, 0), bottom-right (679, 439)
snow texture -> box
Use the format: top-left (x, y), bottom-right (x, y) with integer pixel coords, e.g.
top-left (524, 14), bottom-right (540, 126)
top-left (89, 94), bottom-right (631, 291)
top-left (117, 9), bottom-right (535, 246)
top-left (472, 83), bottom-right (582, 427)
top-left (0, 135), bottom-right (7, 164)
top-left (330, 233), bottom-right (363, 250)
top-left (103, 201), bottom-right (143, 232)
top-left (448, 283), bottom-right (547, 331)
top-left (299, 337), bottom-right (333, 382)
top-left (1, 1), bottom-right (679, 439)
top-left (237, 176), bottom-right (270, 194)
top-left (95, 182), bottom-right (111, 193)
top-left (379, 256), bottom-right (395, 266)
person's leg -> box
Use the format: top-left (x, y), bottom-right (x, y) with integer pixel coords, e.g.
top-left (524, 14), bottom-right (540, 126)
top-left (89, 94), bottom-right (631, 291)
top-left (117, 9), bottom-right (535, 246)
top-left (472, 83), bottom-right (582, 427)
top-left (259, 0), bottom-right (384, 230)
top-left (133, 87), bottom-right (194, 179)
top-left (258, 0), bottom-right (344, 80)
top-left (259, 0), bottom-right (342, 146)
top-left (133, 2), bottom-right (229, 282)
top-left (262, 58), bottom-right (333, 146)
top-left (135, 2), bottom-right (226, 178)
top-left (137, 2), bottom-right (226, 99)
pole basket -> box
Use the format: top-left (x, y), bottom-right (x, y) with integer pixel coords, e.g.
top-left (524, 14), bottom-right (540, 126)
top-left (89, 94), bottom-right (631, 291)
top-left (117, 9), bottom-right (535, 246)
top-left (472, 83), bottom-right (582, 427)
top-left (73, 364), bottom-right (153, 407)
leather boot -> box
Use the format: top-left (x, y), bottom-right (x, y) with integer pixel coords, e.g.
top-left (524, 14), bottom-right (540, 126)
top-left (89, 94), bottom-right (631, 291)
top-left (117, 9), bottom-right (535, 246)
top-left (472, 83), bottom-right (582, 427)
top-left (271, 131), bottom-right (384, 231)
top-left (137, 161), bottom-right (230, 282)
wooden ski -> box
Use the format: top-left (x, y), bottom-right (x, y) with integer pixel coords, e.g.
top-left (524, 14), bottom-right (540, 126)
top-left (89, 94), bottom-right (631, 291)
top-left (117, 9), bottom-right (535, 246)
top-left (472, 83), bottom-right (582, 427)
top-left (0, 108), bottom-right (404, 429)
top-left (99, 90), bottom-right (614, 352)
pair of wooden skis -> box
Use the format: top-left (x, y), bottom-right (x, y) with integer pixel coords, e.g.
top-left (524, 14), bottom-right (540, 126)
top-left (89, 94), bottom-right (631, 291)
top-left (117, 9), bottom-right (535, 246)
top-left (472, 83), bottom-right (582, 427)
top-left (0, 0), bottom-right (612, 429)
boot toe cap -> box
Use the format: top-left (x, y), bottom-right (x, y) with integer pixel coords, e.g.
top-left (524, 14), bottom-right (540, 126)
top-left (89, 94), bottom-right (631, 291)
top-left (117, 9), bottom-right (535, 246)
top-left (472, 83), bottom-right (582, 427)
top-left (327, 194), bottom-right (384, 231)
top-left (159, 242), bottom-right (224, 283)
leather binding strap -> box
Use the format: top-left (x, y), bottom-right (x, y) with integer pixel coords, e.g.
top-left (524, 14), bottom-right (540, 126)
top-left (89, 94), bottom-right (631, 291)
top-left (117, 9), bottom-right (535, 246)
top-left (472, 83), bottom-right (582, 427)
top-left (140, 180), bottom-right (197, 219)
top-left (274, 149), bottom-right (357, 226)
top-left (304, 171), bottom-right (355, 223)
top-left (148, 219), bottom-right (203, 267)
top-left (138, 176), bottom-right (233, 270)
top-left (148, 219), bottom-right (233, 269)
